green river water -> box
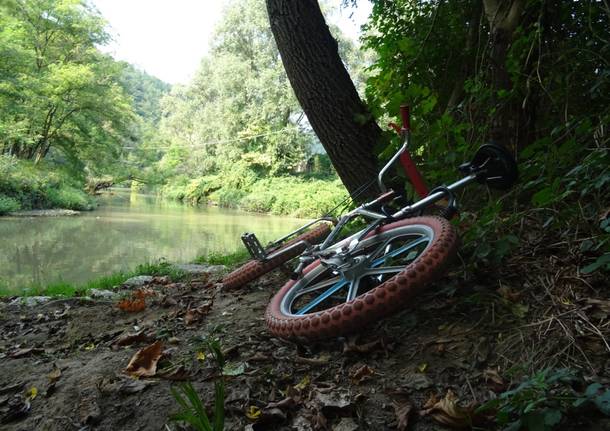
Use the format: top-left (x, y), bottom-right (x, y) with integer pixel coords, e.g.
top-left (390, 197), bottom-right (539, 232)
top-left (0, 190), bottom-right (305, 293)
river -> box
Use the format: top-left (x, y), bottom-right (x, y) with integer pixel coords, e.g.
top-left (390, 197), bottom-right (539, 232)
top-left (0, 190), bottom-right (305, 293)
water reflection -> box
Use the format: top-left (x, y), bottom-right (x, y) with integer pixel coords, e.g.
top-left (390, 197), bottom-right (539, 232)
top-left (0, 190), bottom-right (304, 291)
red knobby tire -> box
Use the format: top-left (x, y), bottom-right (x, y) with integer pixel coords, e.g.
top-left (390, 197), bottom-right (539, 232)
top-left (222, 223), bottom-right (332, 290)
top-left (265, 216), bottom-right (458, 340)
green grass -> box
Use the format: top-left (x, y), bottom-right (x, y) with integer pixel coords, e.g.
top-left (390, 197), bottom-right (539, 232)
top-left (194, 249), bottom-right (251, 267)
top-left (0, 261), bottom-right (188, 298)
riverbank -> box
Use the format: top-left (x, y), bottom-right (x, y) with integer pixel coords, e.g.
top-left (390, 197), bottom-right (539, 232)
top-left (161, 174), bottom-right (346, 218)
top-left (0, 254), bottom-right (244, 298)
top-left (1, 241), bottom-right (608, 430)
top-left (0, 156), bottom-right (94, 215)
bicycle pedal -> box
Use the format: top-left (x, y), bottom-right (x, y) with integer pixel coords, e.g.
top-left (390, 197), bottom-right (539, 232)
top-left (241, 232), bottom-right (267, 261)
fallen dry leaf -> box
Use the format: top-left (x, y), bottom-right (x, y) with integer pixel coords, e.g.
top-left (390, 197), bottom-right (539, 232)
top-left (47, 364), bottom-right (62, 385)
top-left (124, 341), bottom-right (163, 377)
top-left (421, 390), bottom-right (474, 429)
top-left (246, 405), bottom-right (262, 420)
top-left (117, 297), bottom-right (146, 312)
top-left (184, 301), bottom-right (213, 325)
top-left (112, 330), bottom-right (154, 348)
top-left (483, 369), bottom-right (506, 392)
top-left (391, 393), bottom-right (413, 431)
top-left (134, 288), bottom-right (155, 300)
top-left (349, 364), bottom-right (375, 385)
top-left (342, 336), bottom-right (384, 354)
top-left (25, 387), bottom-right (37, 400)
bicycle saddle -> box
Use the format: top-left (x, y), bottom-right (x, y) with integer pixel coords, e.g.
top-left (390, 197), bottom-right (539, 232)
top-left (460, 143), bottom-right (518, 190)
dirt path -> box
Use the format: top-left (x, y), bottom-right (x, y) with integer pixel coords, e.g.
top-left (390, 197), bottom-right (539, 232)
top-left (1, 253), bottom-right (608, 430)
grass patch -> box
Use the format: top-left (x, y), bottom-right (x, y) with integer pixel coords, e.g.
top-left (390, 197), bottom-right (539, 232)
top-left (194, 249), bottom-right (251, 267)
top-left (0, 260), bottom-right (189, 298)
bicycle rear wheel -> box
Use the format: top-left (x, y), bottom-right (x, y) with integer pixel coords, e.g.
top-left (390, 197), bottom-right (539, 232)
top-left (265, 216), bottom-right (458, 340)
top-left (222, 223), bottom-right (331, 290)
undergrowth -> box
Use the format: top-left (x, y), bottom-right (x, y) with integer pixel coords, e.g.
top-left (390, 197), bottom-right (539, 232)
top-left (170, 339), bottom-right (225, 431)
top-left (195, 249), bottom-right (251, 267)
top-left (162, 173), bottom-right (346, 218)
top-left (478, 368), bottom-right (610, 431)
top-left (0, 155), bottom-right (94, 213)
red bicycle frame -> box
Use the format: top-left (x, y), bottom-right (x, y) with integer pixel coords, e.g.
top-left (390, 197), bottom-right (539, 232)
top-left (388, 105), bottom-right (429, 198)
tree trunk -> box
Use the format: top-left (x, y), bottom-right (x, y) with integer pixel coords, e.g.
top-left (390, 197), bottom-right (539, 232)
top-left (483, 0), bottom-right (525, 150)
top-left (266, 0), bottom-right (382, 201)
top-left (445, 0), bottom-right (482, 113)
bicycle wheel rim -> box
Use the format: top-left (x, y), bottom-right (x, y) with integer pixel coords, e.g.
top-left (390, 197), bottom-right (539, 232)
top-left (280, 224), bottom-right (434, 316)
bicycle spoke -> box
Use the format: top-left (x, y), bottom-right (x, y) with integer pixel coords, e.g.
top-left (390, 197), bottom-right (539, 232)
top-left (289, 228), bottom-right (432, 317)
top-left (346, 278), bottom-right (361, 302)
top-left (362, 265), bottom-right (404, 276)
top-left (371, 236), bottom-right (429, 267)
top-left (295, 278), bottom-right (348, 315)
top-left (293, 276), bottom-right (341, 298)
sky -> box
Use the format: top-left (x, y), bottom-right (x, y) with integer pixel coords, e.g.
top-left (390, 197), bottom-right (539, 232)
top-left (91, 0), bottom-right (372, 84)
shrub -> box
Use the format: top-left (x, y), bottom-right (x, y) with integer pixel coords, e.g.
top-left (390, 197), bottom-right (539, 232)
top-left (0, 195), bottom-right (21, 215)
top-left (46, 185), bottom-right (94, 210)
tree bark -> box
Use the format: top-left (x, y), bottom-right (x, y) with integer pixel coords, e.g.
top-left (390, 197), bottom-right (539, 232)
top-left (483, 0), bottom-right (525, 150)
top-left (266, 0), bottom-right (382, 201)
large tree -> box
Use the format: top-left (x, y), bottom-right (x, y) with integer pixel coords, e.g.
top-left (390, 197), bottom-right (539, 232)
top-left (266, 0), bottom-right (383, 200)
top-left (0, 0), bottom-right (134, 172)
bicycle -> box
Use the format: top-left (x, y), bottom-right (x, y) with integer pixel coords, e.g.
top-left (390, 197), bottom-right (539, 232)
top-left (223, 106), bottom-right (517, 341)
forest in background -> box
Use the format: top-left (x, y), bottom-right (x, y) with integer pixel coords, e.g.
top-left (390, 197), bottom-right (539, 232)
top-left (0, 0), bottom-right (364, 218)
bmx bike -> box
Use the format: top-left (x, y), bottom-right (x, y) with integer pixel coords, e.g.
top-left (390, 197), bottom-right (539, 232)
top-left (223, 106), bottom-right (517, 341)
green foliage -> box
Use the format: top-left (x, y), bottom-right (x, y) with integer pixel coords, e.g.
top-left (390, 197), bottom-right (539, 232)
top-left (363, 0), bottom-right (609, 267)
top-left (0, 195), bottom-right (21, 214)
top-left (478, 369), bottom-right (610, 431)
top-left (170, 339), bottom-right (225, 431)
top-left (0, 155), bottom-right (93, 210)
top-left (0, 259), bottom-right (187, 298)
top-left (165, 174), bottom-right (346, 218)
top-left (134, 261), bottom-right (188, 281)
top-left (195, 249), bottom-right (251, 267)
top-left (0, 0), bottom-right (136, 174)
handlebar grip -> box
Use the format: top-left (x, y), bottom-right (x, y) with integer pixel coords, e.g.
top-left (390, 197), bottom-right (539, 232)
top-left (400, 104), bottom-right (410, 131)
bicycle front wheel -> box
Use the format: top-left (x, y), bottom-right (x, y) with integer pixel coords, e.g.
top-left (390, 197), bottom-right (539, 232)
top-left (265, 216), bottom-right (458, 340)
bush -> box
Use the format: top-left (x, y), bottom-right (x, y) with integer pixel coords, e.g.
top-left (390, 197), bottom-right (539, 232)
top-left (0, 155), bottom-right (93, 211)
top-left (46, 185), bottom-right (94, 210)
top-left (0, 195), bottom-right (21, 215)
top-left (211, 187), bottom-right (247, 208)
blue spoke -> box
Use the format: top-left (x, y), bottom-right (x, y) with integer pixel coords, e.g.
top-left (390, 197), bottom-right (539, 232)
top-left (294, 235), bottom-right (429, 316)
top-left (371, 236), bottom-right (429, 268)
top-left (295, 278), bottom-right (348, 315)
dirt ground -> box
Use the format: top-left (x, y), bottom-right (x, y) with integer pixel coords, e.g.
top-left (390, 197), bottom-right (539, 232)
top-left (1, 240), bottom-right (609, 430)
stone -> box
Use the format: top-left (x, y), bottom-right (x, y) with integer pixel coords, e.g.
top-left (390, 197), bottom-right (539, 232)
top-left (173, 264), bottom-right (226, 275)
top-left (122, 275), bottom-right (153, 288)
top-left (10, 296), bottom-right (51, 306)
top-left (88, 289), bottom-right (116, 299)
